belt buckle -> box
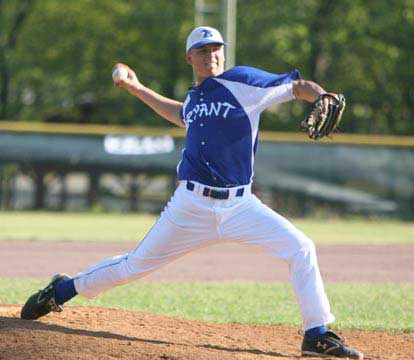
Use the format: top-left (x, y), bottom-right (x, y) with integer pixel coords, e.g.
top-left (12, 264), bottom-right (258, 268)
top-left (213, 189), bottom-right (229, 200)
top-left (203, 186), bottom-right (230, 199)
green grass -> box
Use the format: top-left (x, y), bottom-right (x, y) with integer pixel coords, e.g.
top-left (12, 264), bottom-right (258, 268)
top-left (293, 218), bottom-right (414, 245)
top-left (1, 280), bottom-right (413, 332)
top-left (0, 212), bottom-right (156, 242)
top-left (0, 211), bottom-right (413, 245)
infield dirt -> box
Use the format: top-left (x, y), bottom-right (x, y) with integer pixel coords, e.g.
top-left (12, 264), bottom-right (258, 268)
top-left (1, 305), bottom-right (414, 359)
top-left (1, 241), bottom-right (413, 283)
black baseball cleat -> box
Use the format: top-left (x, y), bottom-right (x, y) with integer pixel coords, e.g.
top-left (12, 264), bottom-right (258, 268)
top-left (21, 273), bottom-right (70, 320)
top-left (301, 330), bottom-right (363, 359)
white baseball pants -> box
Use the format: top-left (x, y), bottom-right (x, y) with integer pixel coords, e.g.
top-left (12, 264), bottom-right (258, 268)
top-left (74, 181), bottom-right (335, 330)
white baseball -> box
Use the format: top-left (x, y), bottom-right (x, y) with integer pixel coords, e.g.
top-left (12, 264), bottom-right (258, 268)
top-left (112, 67), bottom-right (128, 82)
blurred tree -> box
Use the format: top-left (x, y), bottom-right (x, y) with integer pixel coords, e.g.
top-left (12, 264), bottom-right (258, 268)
top-left (237, 0), bottom-right (414, 135)
top-left (10, 0), bottom-right (194, 125)
top-left (0, 0), bottom-right (35, 118)
top-left (1, 0), bottom-right (413, 134)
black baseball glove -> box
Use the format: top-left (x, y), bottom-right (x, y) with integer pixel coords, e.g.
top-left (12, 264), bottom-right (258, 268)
top-left (301, 93), bottom-right (346, 140)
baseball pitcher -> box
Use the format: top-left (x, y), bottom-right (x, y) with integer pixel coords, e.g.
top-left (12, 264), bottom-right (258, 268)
top-left (21, 26), bottom-right (361, 359)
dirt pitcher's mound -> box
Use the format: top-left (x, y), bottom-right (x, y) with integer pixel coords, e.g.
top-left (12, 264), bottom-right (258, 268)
top-left (0, 306), bottom-right (413, 360)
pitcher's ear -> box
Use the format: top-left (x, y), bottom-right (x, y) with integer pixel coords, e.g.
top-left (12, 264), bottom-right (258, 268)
top-left (186, 51), bottom-right (193, 65)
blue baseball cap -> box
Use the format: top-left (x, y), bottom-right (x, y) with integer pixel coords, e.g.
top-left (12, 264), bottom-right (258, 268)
top-left (186, 26), bottom-right (228, 53)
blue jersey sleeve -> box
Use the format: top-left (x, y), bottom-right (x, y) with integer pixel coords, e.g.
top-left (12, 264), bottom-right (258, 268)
top-left (214, 66), bottom-right (301, 113)
top-left (218, 66), bottom-right (301, 88)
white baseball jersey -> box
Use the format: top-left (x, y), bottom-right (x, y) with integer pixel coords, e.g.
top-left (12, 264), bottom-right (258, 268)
top-left (74, 66), bottom-right (335, 331)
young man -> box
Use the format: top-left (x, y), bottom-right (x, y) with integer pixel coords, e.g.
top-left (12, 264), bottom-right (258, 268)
top-left (21, 26), bottom-right (363, 359)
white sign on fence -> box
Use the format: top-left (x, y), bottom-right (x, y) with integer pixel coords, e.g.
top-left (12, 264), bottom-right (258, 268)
top-left (104, 135), bottom-right (174, 155)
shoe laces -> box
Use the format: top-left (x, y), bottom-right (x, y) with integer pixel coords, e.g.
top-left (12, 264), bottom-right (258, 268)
top-left (325, 330), bottom-right (346, 344)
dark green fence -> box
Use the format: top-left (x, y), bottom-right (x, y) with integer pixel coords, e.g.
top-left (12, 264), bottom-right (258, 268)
top-left (0, 131), bottom-right (412, 218)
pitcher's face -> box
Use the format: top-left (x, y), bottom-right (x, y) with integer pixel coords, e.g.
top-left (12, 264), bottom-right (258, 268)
top-left (186, 44), bottom-right (225, 82)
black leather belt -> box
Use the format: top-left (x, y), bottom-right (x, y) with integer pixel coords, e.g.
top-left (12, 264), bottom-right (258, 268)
top-left (186, 181), bottom-right (244, 200)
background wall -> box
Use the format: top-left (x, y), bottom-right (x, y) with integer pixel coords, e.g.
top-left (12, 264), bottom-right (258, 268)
top-left (1, 127), bottom-right (412, 219)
